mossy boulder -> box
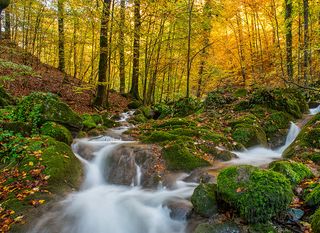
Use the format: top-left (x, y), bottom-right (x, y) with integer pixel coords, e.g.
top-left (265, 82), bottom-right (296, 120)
top-left (0, 121), bottom-right (32, 136)
top-left (40, 138), bottom-right (82, 191)
top-left (15, 92), bottom-right (83, 131)
top-left (191, 183), bottom-right (218, 217)
top-left (155, 118), bottom-right (196, 129)
top-left (230, 115), bottom-right (267, 148)
top-left (172, 97), bottom-right (203, 117)
top-left (81, 114), bottom-right (97, 130)
top-left (193, 222), bottom-right (242, 233)
top-left (153, 103), bottom-right (172, 119)
top-left (283, 114), bottom-right (320, 159)
top-left (0, 86), bottom-right (15, 107)
top-left (305, 184), bottom-right (320, 208)
top-left (311, 208), bottom-right (320, 233)
top-left (142, 131), bottom-right (179, 143)
top-left (137, 106), bottom-right (154, 119)
top-left (248, 222), bottom-right (276, 233)
top-left (128, 100), bottom-right (142, 109)
top-left (130, 113), bottom-right (147, 124)
top-left (40, 122), bottom-right (73, 145)
top-left (217, 165), bottom-right (293, 223)
top-left (262, 111), bottom-right (291, 139)
top-left (205, 90), bottom-right (235, 110)
top-left (269, 160), bottom-right (313, 185)
top-left (162, 142), bottom-right (210, 171)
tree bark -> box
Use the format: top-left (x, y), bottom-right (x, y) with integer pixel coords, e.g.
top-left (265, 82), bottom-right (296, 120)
top-left (285, 0), bottom-right (293, 81)
top-left (58, 0), bottom-right (65, 72)
top-left (303, 0), bottom-right (309, 85)
top-left (119, 0), bottom-right (126, 94)
top-left (130, 0), bottom-right (141, 100)
top-left (93, 0), bottom-right (111, 107)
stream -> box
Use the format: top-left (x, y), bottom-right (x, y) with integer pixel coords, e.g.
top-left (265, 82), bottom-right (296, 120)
top-left (28, 106), bottom-right (320, 233)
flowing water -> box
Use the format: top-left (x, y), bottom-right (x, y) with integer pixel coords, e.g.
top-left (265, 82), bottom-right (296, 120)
top-left (310, 105), bottom-right (320, 115)
top-left (228, 122), bottom-right (301, 166)
top-left (29, 107), bottom-right (320, 233)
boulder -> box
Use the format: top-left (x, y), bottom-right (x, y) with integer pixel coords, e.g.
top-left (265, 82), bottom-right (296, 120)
top-left (40, 122), bottom-right (73, 145)
top-left (191, 183), bottom-right (218, 217)
top-left (217, 165), bottom-right (293, 223)
top-left (165, 199), bottom-right (193, 220)
top-left (15, 92), bottom-right (83, 132)
top-left (194, 222), bottom-right (242, 233)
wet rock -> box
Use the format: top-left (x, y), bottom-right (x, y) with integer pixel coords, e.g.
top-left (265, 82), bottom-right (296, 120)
top-left (287, 208), bottom-right (304, 222)
top-left (183, 170), bottom-right (213, 184)
top-left (72, 140), bottom-right (106, 161)
top-left (165, 199), bottom-right (193, 220)
top-left (191, 183), bottom-right (218, 217)
top-left (106, 144), bottom-right (162, 187)
top-left (193, 222), bottom-right (242, 233)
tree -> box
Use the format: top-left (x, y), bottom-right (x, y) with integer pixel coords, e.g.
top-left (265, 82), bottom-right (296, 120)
top-left (0, 0), bottom-right (10, 39)
top-left (93, 0), bottom-right (111, 107)
top-left (186, 0), bottom-right (194, 98)
top-left (303, 0), bottom-right (309, 85)
top-left (285, 0), bottom-right (293, 81)
top-left (58, 0), bottom-right (65, 72)
top-left (119, 0), bottom-right (126, 94)
top-left (130, 0), bottom-right (141, 100)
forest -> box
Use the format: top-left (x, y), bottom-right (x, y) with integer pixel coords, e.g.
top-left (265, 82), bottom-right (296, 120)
top-left (1, 0), bottom-right (320, 233)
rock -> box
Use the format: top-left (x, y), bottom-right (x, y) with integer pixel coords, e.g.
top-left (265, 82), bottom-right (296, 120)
top-left (165, 199), bottom-right (193, 220)
top-left (162, 142), bottom-right (210, 172)
top-left (217, 165), bottom-right (293, 223)
top-left (311, 208), bottom-right (320, 233)
top-left (305, 184), bottom-right (320, 208)
top-left (268, 160), bottom-right (313, 185)
top-left (40, 122), bottom-right (73, 145)
top-left (0, 121), bottom-right (32, 136)
top-left (191, 183), bottom-right (218, 217)
top-left (194, 222), bottom-right (242, 233)
top-left (106, 144), bottom-right (162, 188)
top-left (15, 92), bottom-right (83, 132)
top-left (183, 170), bottom-right (213, 184)
top-left (128, 100), bottom-right (142, 109)
top-left (287, 208), bottom-right (304, 222)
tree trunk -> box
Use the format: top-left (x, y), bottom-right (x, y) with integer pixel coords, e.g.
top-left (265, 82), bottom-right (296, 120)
top-left (130, 0), bottom-right (141, 100)
top-left (119, 0), bottom-right (126, 94)
top-left (58, 0), bottom-right (65, 72)
top-left (186, 0), bottom-right (194, 98)
top-left (303, 0), bottom-right (309, 86)
top-left (93, 0), bottom-right (111, 107)
top-left (4, 7), bottom-right (10, 39)
top-left (285, 0), bottom-right (293, 81)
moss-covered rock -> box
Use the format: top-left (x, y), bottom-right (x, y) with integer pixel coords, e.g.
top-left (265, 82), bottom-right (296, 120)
top-left (40, 138), bottom-right (82, 191)
top-left (191, 183), bottom-right (218, 217)
top-left (268, 160), bottom-right (313, 185)
top-left (0, 121), bottom-right (32, 136)
top-left (283, 114), bottom-right (320, 159)
top-left (81, 114), bottom-right (97, 130)
top-left (162, 142), bottom-right (210, 171)
top-left (142, 131), bottom-right (179, 143)
top-left (172, 97), bottom-right (203, 117)
top-left (153, 103), bottom-right (172, 119)
top-left (137, 106), bottom-right (154, 119)
top-left (205, 90), bottom-right (235, 110)
top-left (262, 111), bottom-right (291, 139)
top-left (199, 144), bottom-right (237, 161)
top-left (155, 118), bottom-right (196, 129)
top-left (40, 122), bottom-right (73, 145)
top-left (311, 208), bottom-right (320, 233)
top-left (217, 165), bottom-right (293, 223)
top-left (130, 113), bottom-right (147, 124)
top-left (248, 222), bottom-right (276, 233)
top-left (128, 100), bottom-right (142, 109)
top-left (15, 92), bottom-right (83, 131)
top-left (305, 184), bottom-right (320, 208)
top-left (0, 86), bottom-right (15, 107)
top-left (193, 222), bottom-right (242, 233)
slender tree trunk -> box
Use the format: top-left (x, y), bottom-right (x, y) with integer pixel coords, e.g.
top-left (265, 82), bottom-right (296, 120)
top-left (93, 0), bottom-right (111, 107)
top-left (303, 0), bottom-right (309, 85)
top-left (58, 0), bottom-right (65, 72)
top-left (119, 0), bottom-right (126, 94)
top-left (4, 7), bottom-right (10, 39)
top-left (236, 12), bottom-right (246, 86)
top-left (186, 0), bottom-right (194, 98)
top-left (130, 0), bottom-right (141, 100)
top-left (285, 0), bottom-right (293, 81)
top-left (297, 0), bottom-right (302, 83)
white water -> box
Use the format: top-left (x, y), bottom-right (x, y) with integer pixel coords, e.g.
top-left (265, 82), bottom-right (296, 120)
top-left (30, 119), bottom-right (196, 233)
top-left (310, 105), bottom-right (320, 115)
top-left (229, 122), bottom-right (301, 166)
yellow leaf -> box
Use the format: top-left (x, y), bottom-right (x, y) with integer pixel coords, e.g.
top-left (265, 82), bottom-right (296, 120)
top-left (39, 200), bottom-right (45, 204)
top-left (28, 161), bottom-right (34, 166)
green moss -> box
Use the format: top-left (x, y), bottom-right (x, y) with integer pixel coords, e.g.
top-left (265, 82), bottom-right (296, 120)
top-left (153, 103), bottom-right (172, 119)
top-left (305, 184), bottom-right (320, 208)
top-left (169, 128), bottom-right (201, 137)
top-left (263, 111), bottom-right (291, 137)
top-left (131, 113), bottom-right (147, 124)
top-left (269, 160), bottom-right (313, 185)
top-left (155, 118), bottom-right (196, 129)
top-left (128, 100), bottom-right (142, 109)
top-left (162, 142), bottom-right (210, 171)
top-left (234, 88), bottom-right (248, 98)
top-left (248, 222), bottom-right (276, 233)
top-left (40, 138), bottom-right (82, 192)
top-left (194, 222), bottom-right (241, 233)
top-left (15, 92), bottom-right (83, 130)
top-left (232, 124), bottom-right (267, 148)
top-left (311, 208), bottom-right (320, 233)
top-left (40, 122), bottom-right (73, 145)
top-left (300, 152), bottom-right (320, 164)
top-left (81, 114), bottom-right (97, 130)
top-left (0, 86), bottom-right (15, 107)
top-left (0, 121), bottom-right (32, 136)
top-left (172, 97), bottom-right (203, 117)
top-left (142, 131), bottom-right (179, 143)
top-left (217, 165), bottom-right (293, 223)
top-left (191, 183), bottom-right (218, 217)
top-left (138, 106), bottom-right (153, 119)
top-left (91, 114), bottom-right (103, 125)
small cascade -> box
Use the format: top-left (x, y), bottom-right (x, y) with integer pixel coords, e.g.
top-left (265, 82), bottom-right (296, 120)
top-left (230, 122), bottom-right (301, 166)
top-left (135, 163), bottom-right (142, 186)
top-left (310, 105), bottom-right (320, 115)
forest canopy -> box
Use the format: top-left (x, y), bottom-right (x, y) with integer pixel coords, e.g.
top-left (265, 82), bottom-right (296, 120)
top-left (1, 0), bottom-right (319, 105)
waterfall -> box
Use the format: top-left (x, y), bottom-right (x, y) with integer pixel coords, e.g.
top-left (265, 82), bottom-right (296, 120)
top-left (310, 105), bottom-right (320, 115)
top-left (230, 122), bottom-right (301, 166)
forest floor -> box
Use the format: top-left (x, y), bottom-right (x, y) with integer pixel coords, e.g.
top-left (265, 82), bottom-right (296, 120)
top-left (0, 40), bottom-right (129, 114)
